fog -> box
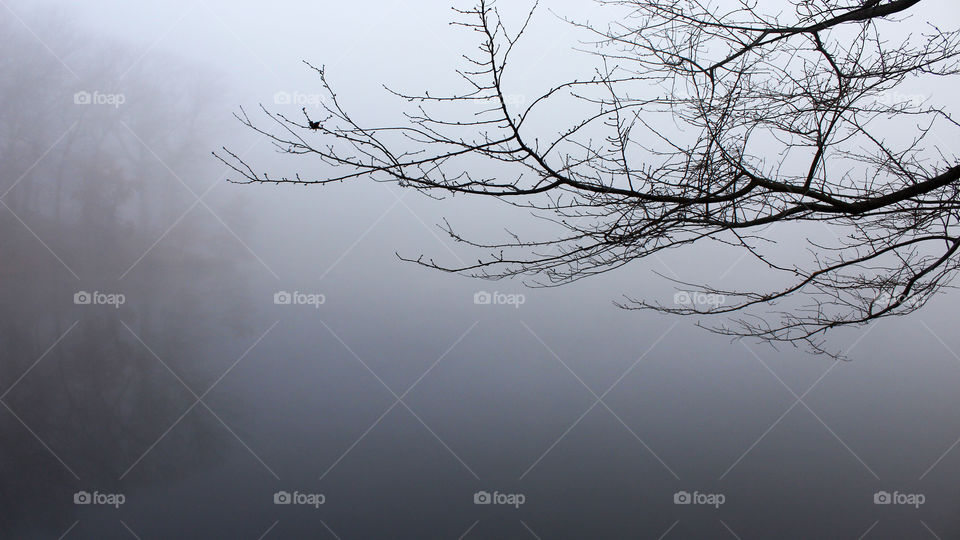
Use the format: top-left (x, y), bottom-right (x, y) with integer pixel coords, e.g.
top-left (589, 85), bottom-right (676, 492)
top-left (2, 1), bottom-right (959, 538)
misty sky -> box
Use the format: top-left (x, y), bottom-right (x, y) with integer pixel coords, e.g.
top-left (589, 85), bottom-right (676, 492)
top-left (2, 1), bottom-right (960, 538)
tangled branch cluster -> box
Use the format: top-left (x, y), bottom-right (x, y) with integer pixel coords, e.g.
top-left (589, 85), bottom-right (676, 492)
top-left (217, 0), bottom-right (960, 357)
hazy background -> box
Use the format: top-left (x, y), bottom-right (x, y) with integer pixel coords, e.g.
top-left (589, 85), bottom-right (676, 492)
top-left (1, 1), bottom-right (959, 538)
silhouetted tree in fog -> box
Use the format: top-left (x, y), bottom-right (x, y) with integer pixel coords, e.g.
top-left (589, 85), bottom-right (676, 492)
top-left (220, 0), bottom-right (960, 356)
top-left (0, 5), bottom-right (256, 536)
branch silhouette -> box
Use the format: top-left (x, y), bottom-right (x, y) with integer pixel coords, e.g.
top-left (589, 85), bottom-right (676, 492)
top-left (216, 0), bottom-right (960, 357)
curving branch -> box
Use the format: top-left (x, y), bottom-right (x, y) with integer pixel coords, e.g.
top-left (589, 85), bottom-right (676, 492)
top-left (217, 0), bottom-right (960, 358)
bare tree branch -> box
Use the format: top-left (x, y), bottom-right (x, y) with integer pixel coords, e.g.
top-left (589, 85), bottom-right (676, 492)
top-left (217, 0), bottom-right (960, 358)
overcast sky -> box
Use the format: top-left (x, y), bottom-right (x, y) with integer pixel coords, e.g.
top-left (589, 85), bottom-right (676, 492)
top-left (4, 1), bottom-right (960, 538)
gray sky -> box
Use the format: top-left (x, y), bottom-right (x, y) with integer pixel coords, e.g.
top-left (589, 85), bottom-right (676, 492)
top-left (4, 1), bottom-right (960, 538)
